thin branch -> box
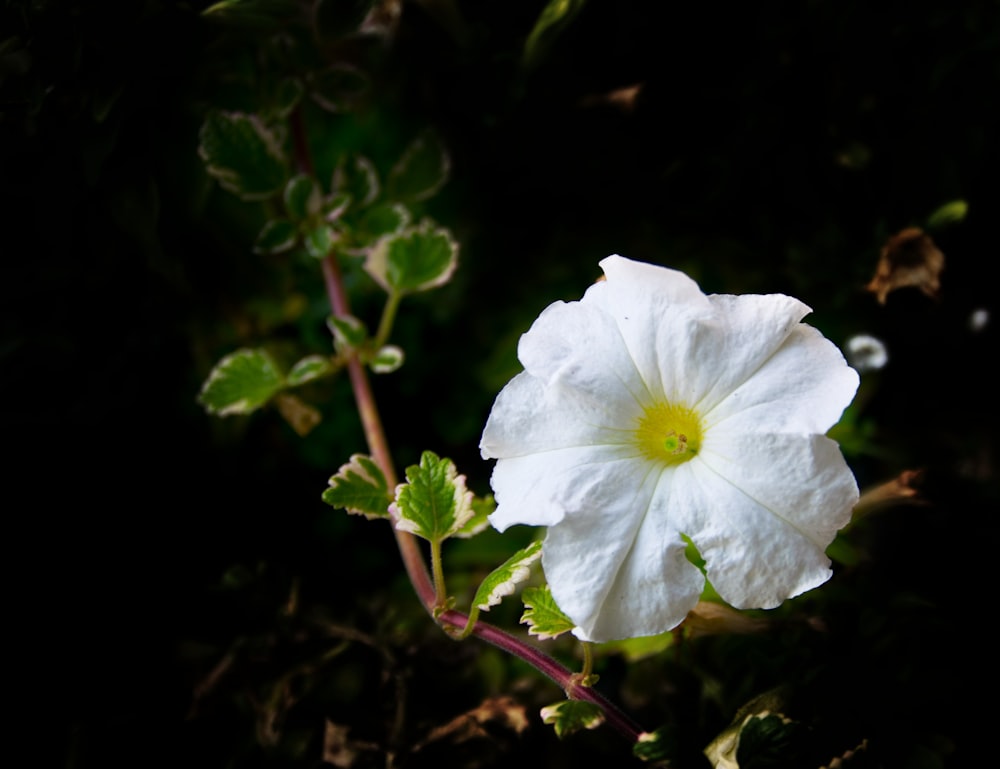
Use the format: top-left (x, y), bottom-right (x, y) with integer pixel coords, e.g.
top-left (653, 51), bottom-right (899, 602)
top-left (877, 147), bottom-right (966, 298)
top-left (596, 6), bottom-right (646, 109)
top-left (301, 114), bottom-right (646, 744)
top-left (320, 253), bottom-right (642, 742)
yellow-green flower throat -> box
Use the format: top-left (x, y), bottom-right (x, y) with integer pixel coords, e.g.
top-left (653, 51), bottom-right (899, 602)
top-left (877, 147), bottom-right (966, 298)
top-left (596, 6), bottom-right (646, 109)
top-left (635, 401), bottom-right (702, 464)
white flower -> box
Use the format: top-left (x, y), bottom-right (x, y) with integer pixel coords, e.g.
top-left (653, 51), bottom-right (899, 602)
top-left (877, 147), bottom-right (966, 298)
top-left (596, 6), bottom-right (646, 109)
top-left (480, 255), bottom-right (860, 642)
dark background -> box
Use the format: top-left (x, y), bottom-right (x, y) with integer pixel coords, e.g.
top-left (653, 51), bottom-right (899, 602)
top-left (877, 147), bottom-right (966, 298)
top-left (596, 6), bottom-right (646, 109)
top-left (3, 1), bottom-right (998, 766)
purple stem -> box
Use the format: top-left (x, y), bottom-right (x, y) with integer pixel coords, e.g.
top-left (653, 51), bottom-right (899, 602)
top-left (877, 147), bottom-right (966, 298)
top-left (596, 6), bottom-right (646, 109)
top-left (296, 107), bottom-right (644, 744)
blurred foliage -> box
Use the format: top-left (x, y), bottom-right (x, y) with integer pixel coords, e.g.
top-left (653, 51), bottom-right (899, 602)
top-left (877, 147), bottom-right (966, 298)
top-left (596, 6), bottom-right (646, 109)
top-left (3, 0), bottom-right (998, 767)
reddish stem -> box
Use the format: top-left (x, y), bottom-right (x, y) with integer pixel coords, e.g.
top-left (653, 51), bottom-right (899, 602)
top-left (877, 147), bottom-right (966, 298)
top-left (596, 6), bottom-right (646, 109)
top-left (321, 255), bottom-right (642, 742)
top-left (300, 111), bottom-right (643, 743)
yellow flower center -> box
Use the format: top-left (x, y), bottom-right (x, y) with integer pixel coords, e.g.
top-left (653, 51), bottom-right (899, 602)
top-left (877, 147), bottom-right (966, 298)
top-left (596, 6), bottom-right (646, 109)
top-left (635, 401), bottom-right (702, 465)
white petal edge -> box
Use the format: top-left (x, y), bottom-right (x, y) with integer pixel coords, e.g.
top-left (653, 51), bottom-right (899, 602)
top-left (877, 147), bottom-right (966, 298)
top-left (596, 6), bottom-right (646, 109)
top-left (480, 370), bottom-right (641, 459)
top-left (540, 460), bottom-right (705, 642)
top-left (669, 435), bottom-right (857, 610)
top-left (705, 324), bottom-right (859, 435)
top-left (488, 445), bottom-right (639, 532)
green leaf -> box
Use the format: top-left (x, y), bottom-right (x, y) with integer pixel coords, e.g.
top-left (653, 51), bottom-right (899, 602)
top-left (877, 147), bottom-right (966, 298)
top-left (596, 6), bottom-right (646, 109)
top-left (364, 223), bottom-right (458, 295)
top-left (455, 494), bottom-right (494, 539)
top-left (370, 345), bottom-right (403, 373)
top-left (633, 728), bottom-right (674, 763)
top-left (269, 77), bottom-right (304, 121)
top-left (523, 0), bottom-right (587, 70)
top-left (284, 174), bottom-right (321, 220)
top-left (735, 713), bottom-right (805, 769)
top-left (254, 219), bottom-right (298, 255)
top-left (826, 532), bottom-right (865, 567)
top-left (682, 535), bottom-right (722, 603)
top-left (926, 199), bottom-right (968, 230)
top-left (386, 130), bottom-right (450, 202)
top-left (324, 192), bottom-right (352, 223)
top-left (471, 540), bottom-right (542, 611)
top-left (304, 222), bottom-right (337, 259)
top-left (199, 111), bottom-right (288, 200)
top-left (327, 314), bottom-right (368, 351)
top-left (356, 202), bottom-right (410, 241)
top-left (332, 155), bottom-right (379, 208)
top-left (597, 632), bottom-right (676, 662)
top-left (539, 700), bottom-right (604, 739)
top-left (704, 690), bottom-right (798, 769)
top-left (287, 355), bottom-right (335, 386)
top-left (323, 454), bottom-right (392, 519)
top-left (521, 585), bottom-right (576, 640)
top-left (308, 64), bottom-right (370, 113)
top-left (198, 348), bottom-right (285, 416)
top-left (392, 451), bottom-right (474, 543)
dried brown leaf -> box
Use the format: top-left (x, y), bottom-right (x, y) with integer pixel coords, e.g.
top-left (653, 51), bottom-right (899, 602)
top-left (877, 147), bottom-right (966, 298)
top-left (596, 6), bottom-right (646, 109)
top-left (274, 392), bottom-right (322, 436)
top-left (682, 601), bottom-right (771, 639)
top-left (413, 695), bottom-right (529, 752)
top-left (852, 469), bottom-right (926, 520)
top-left (580, 82), bottom-right (644, 112)
top-left (866, 227), bottom-right (944, 304)
top-left (323, 721), bottom-right (380, 768)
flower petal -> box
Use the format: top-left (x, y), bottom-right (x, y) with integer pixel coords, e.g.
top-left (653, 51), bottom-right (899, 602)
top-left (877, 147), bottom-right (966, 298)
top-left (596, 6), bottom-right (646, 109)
top-left (589, 259), bottom-right (820, 412)
top-left (590, 255), bottom-right (713, 401)
top-left (539, 461), bottom-right (706, 642)
top-left (677, 433), bottom-right (857, 609)
top-left (480, 369), bottom-right (639, 459)
top-left (517, 295), bottom-right (650, 408)
top-left (687, 293), bottom-right (813, 411)
top-left (705, 323), bottom-right (859, 435)
top-left (488, 445), bottom-right (637, 531)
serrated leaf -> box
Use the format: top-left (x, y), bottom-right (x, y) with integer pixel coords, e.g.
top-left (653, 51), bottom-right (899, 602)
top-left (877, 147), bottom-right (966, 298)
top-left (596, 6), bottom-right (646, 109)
top-left (327, 314), bottom-right (368, 351)
top-left (523, 0), bottom-right (587, 71)
top-left (471, 540), bottom-right (542, 611)
top-left (284, 174), bottom-right (321, 220)
top-left (254, 219), bottom-right (298, 255)
top-left (521, 585), bottom-right (576, 640)
top-left (199, 111), bottom-right (288, 200)
top-left (332, 156), bottom-right (379, 208)
top-left (387, 130), bottom-right (450, 202)
top-left (539, 700), bottom-right (604, 739)
top-left (323, 454), bottom-right (392, 518)
top-left (287, 355), bottom-right (334, 386)
top-left (391, 451), bottom-right (473, 543)
top-left (198, 348), bottom-right (285, 416)
top-left (304, 221), bottom-right (337, 259)
top-left (926, 199), bottom-right (968, 229)
top-left (364, 223), bottom-right (458, 295)
top-left (455, 495), bottom-right (493, 539)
